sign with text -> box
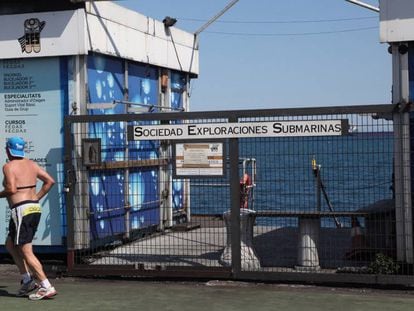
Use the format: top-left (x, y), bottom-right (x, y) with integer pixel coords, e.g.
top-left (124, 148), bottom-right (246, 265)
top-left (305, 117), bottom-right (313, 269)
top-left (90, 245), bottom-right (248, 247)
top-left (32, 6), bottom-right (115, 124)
top-left (128, 120), bottom-right (348, 140)
top-left (0, 57), bottom-right (64, 246)
top-left (175, 142), bottom-right (224, 177)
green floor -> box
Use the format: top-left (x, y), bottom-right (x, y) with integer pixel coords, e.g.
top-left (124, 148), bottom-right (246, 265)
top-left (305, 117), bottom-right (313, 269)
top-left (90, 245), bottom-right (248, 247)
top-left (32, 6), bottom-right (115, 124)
top-left (1, 276), bottom-right (414, 311)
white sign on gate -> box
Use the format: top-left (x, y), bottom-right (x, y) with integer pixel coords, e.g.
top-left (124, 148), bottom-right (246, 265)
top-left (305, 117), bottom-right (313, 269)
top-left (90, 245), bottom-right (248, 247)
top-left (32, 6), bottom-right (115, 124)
top-left (175, 142), bottom-right (224, 177)
top-left (128, 120), bottom-right (348, 141)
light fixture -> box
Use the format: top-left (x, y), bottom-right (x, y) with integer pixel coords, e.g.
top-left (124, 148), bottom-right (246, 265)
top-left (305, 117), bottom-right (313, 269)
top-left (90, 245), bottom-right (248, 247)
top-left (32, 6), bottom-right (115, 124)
top-left (398, 44), bottom-right (408, 55)
top-left (162, 16), bottom-right (177, 28)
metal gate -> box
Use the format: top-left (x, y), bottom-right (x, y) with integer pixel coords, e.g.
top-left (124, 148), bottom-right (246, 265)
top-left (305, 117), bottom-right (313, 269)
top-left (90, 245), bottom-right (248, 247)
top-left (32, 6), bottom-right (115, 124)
top-left (64, 104), bottom-right (414, 285)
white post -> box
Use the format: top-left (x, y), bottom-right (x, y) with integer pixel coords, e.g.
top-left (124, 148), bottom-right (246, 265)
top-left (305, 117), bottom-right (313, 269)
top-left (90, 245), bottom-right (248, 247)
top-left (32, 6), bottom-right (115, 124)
top-left (392, 43), bottom-right (413, 264)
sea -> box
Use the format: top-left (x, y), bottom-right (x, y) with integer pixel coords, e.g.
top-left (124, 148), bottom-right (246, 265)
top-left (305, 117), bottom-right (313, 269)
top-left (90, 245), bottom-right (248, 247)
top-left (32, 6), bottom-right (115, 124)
top-left (189, 132), bottom-right (394, 228)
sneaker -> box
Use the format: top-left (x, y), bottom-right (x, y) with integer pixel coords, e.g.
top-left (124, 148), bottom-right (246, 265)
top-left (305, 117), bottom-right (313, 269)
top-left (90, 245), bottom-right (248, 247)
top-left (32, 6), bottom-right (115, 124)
top-left (28, 286), bottom-right (57, 301)
top-left (17, 279), bottom-right (38, 297)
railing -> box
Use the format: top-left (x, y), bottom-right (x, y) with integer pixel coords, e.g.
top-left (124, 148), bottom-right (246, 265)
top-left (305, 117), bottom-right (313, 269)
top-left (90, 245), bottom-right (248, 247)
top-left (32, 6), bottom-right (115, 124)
top-left (64, 104), bottom-right (414, 286)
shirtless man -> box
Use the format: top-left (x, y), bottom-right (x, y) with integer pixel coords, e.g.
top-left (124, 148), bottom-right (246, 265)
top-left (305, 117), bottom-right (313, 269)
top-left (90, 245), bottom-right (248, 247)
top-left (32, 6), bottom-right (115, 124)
top-left (0, 137), bottom-right (57, 300)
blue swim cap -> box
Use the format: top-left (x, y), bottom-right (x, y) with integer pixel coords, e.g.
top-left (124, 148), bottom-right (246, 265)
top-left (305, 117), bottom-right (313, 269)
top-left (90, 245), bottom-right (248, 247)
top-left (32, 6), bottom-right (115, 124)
top-left (6, 137), bottom-right (26, 158)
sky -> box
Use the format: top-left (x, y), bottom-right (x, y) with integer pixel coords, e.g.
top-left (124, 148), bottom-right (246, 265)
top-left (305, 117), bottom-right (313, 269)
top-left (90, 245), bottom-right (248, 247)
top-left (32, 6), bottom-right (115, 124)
top-left (115, 0), bottom-right (389, 111)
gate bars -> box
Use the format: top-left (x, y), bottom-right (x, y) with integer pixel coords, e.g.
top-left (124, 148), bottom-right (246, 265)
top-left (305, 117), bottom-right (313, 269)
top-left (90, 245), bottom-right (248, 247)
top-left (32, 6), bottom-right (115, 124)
top-left (64, 104), bottom-right (414, 286)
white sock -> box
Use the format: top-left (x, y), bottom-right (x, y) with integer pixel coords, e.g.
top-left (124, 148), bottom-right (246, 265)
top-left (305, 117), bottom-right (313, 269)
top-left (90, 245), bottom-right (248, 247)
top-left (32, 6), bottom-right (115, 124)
top-left (40, 279), bottom-right (51, 289)
top-left (21, 272), bottom-right (31, 284)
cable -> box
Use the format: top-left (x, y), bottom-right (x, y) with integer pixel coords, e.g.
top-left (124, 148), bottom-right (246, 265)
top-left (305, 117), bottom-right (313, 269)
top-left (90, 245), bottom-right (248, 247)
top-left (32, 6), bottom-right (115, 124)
top-left (179, 16), bottom-right (377, 24)
top-left (204, 26), bottom-right (378, 37)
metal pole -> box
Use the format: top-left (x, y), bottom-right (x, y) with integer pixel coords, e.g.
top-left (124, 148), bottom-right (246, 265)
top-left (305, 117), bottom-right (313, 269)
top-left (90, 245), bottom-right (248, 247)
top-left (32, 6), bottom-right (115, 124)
top-left (73, 55), bottom-right (90, 250)
top-left (64, 117), bottom-right (75, 270)
top-left (159, 70), bottom-right (173, 229)
top-left (166, 71), bottom-right (173, 229)
top-left (124, 60), bottom-right (130, 240)
top-left (401, 109), bottom-right (413, 264)
top-left (229, 116), bottom-right (241, 275)
top-left (194, 0), bottom-right (240, 36)
top-left (392, 43), bottom-right (413, 264)
top-left (193, 0), bottom-right (240, 49)
top-left (315, 168), bottom-right (322, 212)
top-left (344, 0), bottom-right (379, 12)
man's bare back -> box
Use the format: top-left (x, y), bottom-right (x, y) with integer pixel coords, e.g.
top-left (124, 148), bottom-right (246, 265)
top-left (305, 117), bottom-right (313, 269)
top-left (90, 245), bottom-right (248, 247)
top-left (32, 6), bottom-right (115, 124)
top-left (2, 158), bottom-right (54, 206)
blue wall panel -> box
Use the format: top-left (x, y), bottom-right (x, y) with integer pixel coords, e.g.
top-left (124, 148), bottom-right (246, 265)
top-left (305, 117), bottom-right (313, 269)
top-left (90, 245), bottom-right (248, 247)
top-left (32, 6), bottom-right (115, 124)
top-left (87, 54), bottom-right (126, 239)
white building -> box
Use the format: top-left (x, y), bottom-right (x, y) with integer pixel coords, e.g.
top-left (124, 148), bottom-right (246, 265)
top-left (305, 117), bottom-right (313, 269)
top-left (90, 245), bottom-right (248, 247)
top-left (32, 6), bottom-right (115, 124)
top-left (0, 0), bottom-right (199, 252)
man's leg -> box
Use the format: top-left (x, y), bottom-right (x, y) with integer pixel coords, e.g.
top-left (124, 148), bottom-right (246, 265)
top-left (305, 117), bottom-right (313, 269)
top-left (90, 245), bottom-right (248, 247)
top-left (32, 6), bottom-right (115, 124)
top-left (5, 236), bottom-right (28, 274)
top-left (6, 237), bottom-right (38, 296)
top-left (20, 243), bottom-right (57, 300)
top-left (19, 243), bottom-right (47, 282)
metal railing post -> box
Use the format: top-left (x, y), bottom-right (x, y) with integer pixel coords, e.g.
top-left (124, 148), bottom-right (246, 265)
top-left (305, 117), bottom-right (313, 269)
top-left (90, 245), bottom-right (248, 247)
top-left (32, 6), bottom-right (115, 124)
top-left (393, 106), bottom-right (414, 264)
top-left (64, 117), bottom-right (75, 270)
top-left (229, 117), bottom-right (241, 275)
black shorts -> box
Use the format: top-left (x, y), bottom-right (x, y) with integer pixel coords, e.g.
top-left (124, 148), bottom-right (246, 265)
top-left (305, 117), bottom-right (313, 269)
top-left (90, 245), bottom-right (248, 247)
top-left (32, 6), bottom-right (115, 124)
top-left (8, 200), bottom-right (41, 245)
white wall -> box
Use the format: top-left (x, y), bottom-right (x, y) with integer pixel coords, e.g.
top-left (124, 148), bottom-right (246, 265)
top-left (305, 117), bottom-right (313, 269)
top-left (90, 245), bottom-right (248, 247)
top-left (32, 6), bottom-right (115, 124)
top-left (0, 2), bottom-right (199, 75)
top-left (85, 2), bottom-right (199, 75)
top-left (0, 9), bottom-right (88, 58)
top-left (380, 0), bottom-right (414, 43)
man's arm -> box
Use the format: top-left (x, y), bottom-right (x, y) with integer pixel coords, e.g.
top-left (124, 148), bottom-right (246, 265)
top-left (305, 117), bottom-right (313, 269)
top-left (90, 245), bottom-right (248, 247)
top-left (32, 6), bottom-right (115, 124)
top-left (35, 165), bottom-right (55, 200)
top-left (0, 165), bottom-right (17, 198)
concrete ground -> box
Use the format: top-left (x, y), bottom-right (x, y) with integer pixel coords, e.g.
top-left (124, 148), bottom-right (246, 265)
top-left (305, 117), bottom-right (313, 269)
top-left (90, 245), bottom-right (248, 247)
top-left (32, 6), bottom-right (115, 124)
top-left (90, 225), bottom-right (352, 269)
top-left (1, 264), bottom-right (414, 311)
